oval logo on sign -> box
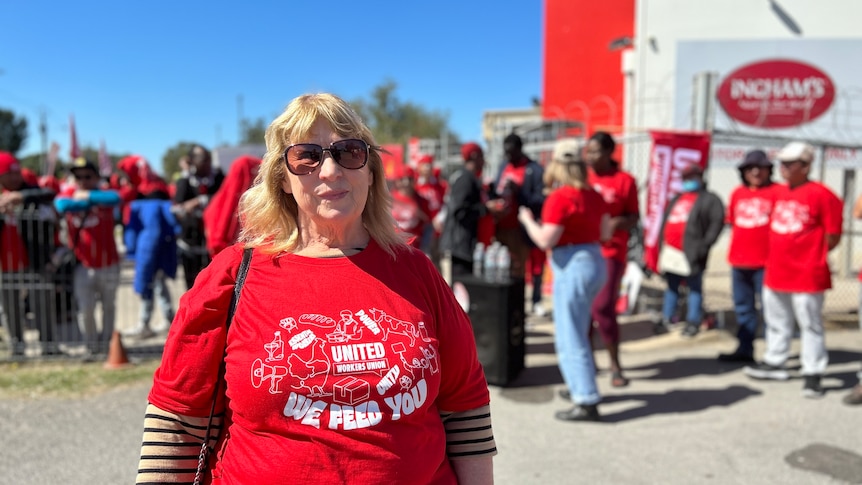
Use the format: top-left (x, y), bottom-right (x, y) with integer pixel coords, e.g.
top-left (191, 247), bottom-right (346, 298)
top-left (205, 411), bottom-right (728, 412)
top-left (716, 59), bottom-right (835, 128)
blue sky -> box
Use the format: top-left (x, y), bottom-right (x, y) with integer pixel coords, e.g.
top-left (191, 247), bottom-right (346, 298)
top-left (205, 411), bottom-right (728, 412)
top-left (1, 1), bottom-right (544, 173)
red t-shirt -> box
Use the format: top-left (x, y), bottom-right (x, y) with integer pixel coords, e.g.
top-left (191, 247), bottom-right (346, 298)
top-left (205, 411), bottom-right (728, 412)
top-left (588, 167), bottom-right (639, 262)
top-left (58, 187), bottom-right (120, 269)
top-left (727, 183), bottom-right (778, 269)
top-left (662, 192), bottom-right (698, 250)
top-left (391, 190), bottom-right (427, 248)
top-left (149, 241), bottom-right (490, 484)
top-left (765, 181), bottom-right (843, 292)
top-left (0, 213), bottom-right (29, 271)
top-left (540, 186), bottom-right (607, 246)
top-left (495, 161), bottom-right (529, 229)
top-left (415, 179), bottom-right (446, 221)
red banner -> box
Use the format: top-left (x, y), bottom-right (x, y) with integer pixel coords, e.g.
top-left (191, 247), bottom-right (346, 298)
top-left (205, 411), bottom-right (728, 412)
top-left (379, 143), bottom-right (404, 180)
top-left (643, 131), bottom-right (711, 272)
top-left (407, 137), bottom-right (421, 167)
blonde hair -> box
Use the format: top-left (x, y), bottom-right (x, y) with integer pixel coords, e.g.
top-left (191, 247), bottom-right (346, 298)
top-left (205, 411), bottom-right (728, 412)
top-left (238, 93), bottom-right (404, 256)
top-left (543, 158), bottom-right (589, 190)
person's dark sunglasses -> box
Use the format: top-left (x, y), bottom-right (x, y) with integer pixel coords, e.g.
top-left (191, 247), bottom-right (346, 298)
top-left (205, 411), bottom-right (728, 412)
top-left (283, 139), bottom-right (377, 176)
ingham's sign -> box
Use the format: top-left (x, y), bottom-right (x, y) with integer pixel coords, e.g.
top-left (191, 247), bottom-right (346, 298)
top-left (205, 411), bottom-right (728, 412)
top-left (716, 59), bottom-right (835, 128)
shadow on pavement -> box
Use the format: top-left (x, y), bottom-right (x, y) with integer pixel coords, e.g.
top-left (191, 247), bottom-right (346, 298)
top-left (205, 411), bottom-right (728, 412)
top-left (627, 356), bottom-right (750, 381)
top-left (599, 385), bottom-right (762, 423)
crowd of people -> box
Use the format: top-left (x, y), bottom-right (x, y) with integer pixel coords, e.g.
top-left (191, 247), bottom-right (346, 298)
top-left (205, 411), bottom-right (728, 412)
top-left (1, 95), bottom-right (860, 483)
top-left (431, 134), bottom-right (862, 419)
top-left (0, 146), bottom-right (260, 355)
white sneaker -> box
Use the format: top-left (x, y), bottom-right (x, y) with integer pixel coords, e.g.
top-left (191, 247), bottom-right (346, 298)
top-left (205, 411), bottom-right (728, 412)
top-left (123, 327), bottom-right (155, 340)
top-left (533, 303), bottom-right (548, 317)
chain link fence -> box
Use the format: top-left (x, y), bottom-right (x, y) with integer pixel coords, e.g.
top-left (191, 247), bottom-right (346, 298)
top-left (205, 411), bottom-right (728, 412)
top-left (615, 132), bottom-right (861, 326)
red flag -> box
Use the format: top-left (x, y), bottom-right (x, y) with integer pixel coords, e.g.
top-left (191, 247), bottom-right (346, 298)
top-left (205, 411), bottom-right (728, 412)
top-left (98, 139), bottom-right (112, 177)
top-left (642, 130), bottom-right (711, 273)
top-left (44, 141), bottom-right (60, 177)
top-left (69, 114), bottom-right (81, 160)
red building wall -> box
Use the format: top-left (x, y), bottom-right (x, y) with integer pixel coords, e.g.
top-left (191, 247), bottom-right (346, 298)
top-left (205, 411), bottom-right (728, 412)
top-left (543, 0), bottom-right (635, 136)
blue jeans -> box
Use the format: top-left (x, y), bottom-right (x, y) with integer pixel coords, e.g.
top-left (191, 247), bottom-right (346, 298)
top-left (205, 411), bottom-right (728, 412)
top-left (139, 270), bottom-right (175, 331)
top-left (731, 267), bottom-right (764, 356)
top-left (550, 243), bottom-right (607, 406)
top-left (662, 271), bottom-right (704, 325)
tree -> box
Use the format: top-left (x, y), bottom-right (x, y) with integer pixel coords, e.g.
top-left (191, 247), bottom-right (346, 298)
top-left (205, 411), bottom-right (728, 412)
top-left (0, 108), bottom-right (28, 155)
top-left (351, 80), bottom-right (458, 145)
top-left (240, 118), bottom-right (267, 145)
top-left (161, 141), bottom-right (199, 182)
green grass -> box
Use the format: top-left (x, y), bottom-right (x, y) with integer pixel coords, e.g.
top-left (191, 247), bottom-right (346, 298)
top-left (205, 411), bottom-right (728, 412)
top-left (0, 359), bottom-right (161, 399)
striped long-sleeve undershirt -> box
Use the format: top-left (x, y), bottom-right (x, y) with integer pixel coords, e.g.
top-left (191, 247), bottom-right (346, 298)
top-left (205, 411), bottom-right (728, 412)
top-left (136, 403), bottom-right (496, 483)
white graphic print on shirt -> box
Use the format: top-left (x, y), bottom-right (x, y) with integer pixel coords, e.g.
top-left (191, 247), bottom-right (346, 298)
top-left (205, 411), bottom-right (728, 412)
top-left (734, 197), bottom-right (772, 229)
top-left (249, 307), bottom-right (440, 431)
top-left (593, 184), bottom-right (617, 205)
top-left (667, 198), bottom-right (694, 225)
top-left (770, 200), bottom-right (808, 235)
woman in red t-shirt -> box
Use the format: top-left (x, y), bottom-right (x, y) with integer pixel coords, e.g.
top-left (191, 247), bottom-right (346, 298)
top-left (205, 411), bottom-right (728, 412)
top-left (136, 94), bottom-right (495, 484)
top-left (519, 139), bottom-right (610, 422)
top-left (718, 149), bottom-right (777, 363)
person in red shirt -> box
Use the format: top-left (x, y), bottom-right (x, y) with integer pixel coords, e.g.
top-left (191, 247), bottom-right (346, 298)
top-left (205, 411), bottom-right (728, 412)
top-left (656, 164), bottom-right (725, 338)
top-left (585, 131), bottom-right (640, 387)
top-left (0, 152), bottom-right (64, 354)
top-left (414, 155), bottom-right (446, 259)
top-left (744, 141), bottom-right (843, 399)
top-left (845, 193), bottom-right (862, 406)
top-left (490, 133), bottom-right (545, 281)
top-left (136, 93), bottom-right (495, 484)
top-left (389, 165), bottom-right (429, 249)
top-left (718, 150), bottom-right (778, 363)
top-left (202, 155), bottom-right (262, 257)
top-left (54, 158), bottom-right (122, 352)
top-left (519, 138), bottom-right (610, 422)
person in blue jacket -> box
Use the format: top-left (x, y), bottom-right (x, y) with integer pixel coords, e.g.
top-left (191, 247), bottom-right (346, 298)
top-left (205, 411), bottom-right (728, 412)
top-left (123, 199), bottom-right (180, 339)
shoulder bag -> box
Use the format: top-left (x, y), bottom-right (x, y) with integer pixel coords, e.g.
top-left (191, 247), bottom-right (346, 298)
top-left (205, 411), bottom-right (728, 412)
top-left (193, 247), bottom-right (253, 485)
top-left (658, 244), bottom-right (691, 276)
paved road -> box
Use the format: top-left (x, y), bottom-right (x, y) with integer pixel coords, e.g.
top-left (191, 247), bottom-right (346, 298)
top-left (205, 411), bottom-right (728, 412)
top-left (1, 311), bottom-right (861, 484)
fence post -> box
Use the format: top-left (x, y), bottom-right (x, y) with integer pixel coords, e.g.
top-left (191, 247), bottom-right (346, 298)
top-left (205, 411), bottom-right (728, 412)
top-left (841, 169), bottom-right (856, 278)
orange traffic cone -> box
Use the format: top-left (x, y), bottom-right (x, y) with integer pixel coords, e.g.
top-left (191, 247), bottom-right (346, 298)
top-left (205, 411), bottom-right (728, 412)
top-left (104, 330), bottom-right (131, 369)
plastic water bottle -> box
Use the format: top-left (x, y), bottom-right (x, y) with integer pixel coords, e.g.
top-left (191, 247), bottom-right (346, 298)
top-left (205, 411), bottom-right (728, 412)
top-left (484, 242), bottom-right (499, 281)
top-left (496, 245), bottom-right (510, 281)
top-left (472, 242), bottom-right (485, 277)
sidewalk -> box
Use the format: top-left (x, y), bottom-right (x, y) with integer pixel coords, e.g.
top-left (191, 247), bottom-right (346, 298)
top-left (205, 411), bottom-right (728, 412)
top-left (492, 310), bottom-right (862, 485)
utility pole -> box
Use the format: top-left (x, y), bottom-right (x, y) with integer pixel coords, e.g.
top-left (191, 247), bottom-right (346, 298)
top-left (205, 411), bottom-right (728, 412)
top-left (237, 94), bottom-right (244, 145)
top-left (39, 108), bottom-right (47, 172)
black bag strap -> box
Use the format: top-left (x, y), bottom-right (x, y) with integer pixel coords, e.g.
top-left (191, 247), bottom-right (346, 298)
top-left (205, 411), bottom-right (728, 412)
top-left (194, 246), bottom-right (253, 485)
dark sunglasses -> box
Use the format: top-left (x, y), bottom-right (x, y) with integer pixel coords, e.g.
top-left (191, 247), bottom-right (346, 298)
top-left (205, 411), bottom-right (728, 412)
top-left (283, 138), bottom-right (375, 176)
top-left (73, 172), bottom-right (97, 181)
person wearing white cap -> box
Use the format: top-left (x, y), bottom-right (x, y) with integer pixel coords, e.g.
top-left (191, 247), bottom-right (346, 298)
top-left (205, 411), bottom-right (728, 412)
top-left (518, 138), bottom-right (610, 422)
top-left (743, 141), bottom-right (843, 399)
top-left (718, 149), bottom-right (778, 363)
top-left (842, 192), bottom-right (862, 405)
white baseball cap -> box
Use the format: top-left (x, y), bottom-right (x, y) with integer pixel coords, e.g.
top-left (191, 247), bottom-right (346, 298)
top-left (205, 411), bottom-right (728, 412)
top-left (775, 141), bottom-right (815, 163)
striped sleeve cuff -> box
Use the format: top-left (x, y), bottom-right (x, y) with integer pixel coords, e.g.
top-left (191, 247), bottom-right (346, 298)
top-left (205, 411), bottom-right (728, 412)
top-left (135, 403), bottom-right (223, 484)
top-left (440, 404), bottom-right (497, 460)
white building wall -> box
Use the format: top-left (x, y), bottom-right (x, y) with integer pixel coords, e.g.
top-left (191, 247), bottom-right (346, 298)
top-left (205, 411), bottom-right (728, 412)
top-left (629, 0), bottom-right (862, 133)
top-left (625, 0), bottom-right (862, 275)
